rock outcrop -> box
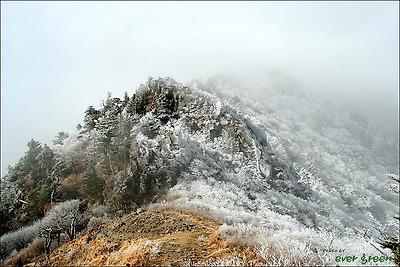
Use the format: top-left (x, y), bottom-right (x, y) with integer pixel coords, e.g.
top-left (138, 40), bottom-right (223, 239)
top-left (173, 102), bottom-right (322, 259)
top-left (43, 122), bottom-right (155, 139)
top-left (123, 77), bottom-right (311, 206)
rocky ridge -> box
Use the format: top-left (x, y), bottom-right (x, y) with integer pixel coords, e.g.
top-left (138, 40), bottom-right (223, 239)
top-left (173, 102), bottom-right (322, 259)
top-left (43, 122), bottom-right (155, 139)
top-left (126, 77), bottom-right (310, 203)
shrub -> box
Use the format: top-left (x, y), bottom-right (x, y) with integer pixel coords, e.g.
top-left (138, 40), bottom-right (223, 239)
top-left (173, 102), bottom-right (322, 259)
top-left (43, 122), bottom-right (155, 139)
top-left (4, 238), bottom-right (45, 266)
top-left (0, 199), bottom-right (88, 261)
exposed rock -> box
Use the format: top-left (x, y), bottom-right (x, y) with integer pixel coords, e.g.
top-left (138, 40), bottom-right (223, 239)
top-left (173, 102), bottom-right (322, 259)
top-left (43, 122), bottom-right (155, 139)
top-left (124, 77), bottom-right (311, 204)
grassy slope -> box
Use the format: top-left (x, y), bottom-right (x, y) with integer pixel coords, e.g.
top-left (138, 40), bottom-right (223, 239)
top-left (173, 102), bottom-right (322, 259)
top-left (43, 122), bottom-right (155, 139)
top-left (20, 209), bottom-right (264, 266)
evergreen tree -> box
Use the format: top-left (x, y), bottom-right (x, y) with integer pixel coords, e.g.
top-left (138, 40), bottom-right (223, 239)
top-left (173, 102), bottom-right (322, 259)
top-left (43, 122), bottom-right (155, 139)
top-left (24, 139), bottom-right (42, 169)
top-left (52, 131), bottom-right (69, 145)
top-left (23, 139), bottom-right (43, 181)
top-left (83, 106), bottom-right (100, 131)
top-left (126, 94), bottom-right (136, 115)
top-left (83, 168), bottom-right (104, 201)
top-left (123, 92), bottom-right (130, 107)
top-left (24, 189), bottom-right (44, 223)
top-left (38, 144), bottom-right (54, 175)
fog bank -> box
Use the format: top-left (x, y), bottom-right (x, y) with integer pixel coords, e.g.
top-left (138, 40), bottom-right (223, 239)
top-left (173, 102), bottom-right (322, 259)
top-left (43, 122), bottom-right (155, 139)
top-left (1, 1), bottom-right (398, 176)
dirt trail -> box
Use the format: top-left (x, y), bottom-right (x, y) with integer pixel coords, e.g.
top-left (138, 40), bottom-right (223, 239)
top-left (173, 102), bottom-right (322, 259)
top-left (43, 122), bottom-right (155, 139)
top-left (29, 209), bottom-right (264, 266)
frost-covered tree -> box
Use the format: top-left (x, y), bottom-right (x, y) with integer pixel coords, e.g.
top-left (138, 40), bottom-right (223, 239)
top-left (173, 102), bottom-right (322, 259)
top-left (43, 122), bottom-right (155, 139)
top-left (40, 199), bottom-right (88, 241)
top-left (50, 160), bottom-right (67, 182)
top-left (123, 91), bottom-right (130, 107)
top-left (83, 106), bottom-right (100, 131)
top-left (22, 139), bottom-right (42, 177)
top-left (126, 94), bottom-right (136, 115)
top-left (0, 200), bottom-right (89, 261)
top-left (52, 131), bottom-right (69, 145)
top-left (377, 174), bottom-right (400, 264)
top-left (2, 76), bottom-right (399, 265)
top-left (37, 144), bottom-right (54, 176)
top-left (0, 176), bottom-right (19, 235)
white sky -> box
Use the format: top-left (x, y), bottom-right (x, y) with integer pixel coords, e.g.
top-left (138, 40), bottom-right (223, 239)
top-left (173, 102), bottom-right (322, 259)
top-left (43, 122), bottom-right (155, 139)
top-left (1, 1), bottom-right (399, 176)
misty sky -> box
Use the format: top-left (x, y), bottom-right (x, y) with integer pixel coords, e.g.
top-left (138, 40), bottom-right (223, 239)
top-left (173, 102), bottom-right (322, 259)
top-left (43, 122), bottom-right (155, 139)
top-left (1, 1), bottom-right (399, 177)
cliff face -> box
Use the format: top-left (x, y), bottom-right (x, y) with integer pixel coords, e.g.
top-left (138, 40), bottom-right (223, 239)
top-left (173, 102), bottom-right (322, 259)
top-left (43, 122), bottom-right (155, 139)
top-left (126, 77), bottom-right (310, 203)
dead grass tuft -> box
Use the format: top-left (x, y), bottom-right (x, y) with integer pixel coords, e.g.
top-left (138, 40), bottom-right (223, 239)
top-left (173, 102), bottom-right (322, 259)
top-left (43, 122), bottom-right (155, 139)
top-left (4, 238), bottom-right (45, 266)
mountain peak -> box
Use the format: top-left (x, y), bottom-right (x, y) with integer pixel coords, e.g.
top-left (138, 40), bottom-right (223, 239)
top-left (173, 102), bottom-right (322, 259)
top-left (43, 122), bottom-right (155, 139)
top-left (1, 76), bottom-right (398, 266)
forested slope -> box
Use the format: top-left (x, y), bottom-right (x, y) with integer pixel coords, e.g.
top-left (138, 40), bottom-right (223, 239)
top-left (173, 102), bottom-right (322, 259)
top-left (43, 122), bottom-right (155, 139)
top-left (1, 76), bottom-right (398, 265)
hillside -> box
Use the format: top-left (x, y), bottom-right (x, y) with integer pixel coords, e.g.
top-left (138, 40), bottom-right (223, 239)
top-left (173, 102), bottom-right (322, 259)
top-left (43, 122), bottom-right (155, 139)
top-left (1, 76), bottom-right (398, 266)
top-left (10, 209), bottom-right (264, 266)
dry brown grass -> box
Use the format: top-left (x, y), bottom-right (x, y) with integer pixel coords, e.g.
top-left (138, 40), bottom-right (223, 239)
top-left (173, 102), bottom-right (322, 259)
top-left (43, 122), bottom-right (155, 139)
top-left (160, 209), bottom-right (223, 230)
top-left (29, 210), bottom-right (266, 266)
top-left (60, 173), bottom-right (83, 198)
top-left (4, 238), bottom-right (45, 266)
top-left (204, 232), bottom-right (265, 266)
top-left (106, 239), bottom-right (151, 266)
top-left (32, 224), bottom-right (152, 266)
top-left (70, 239), bottom-right (151, 266)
